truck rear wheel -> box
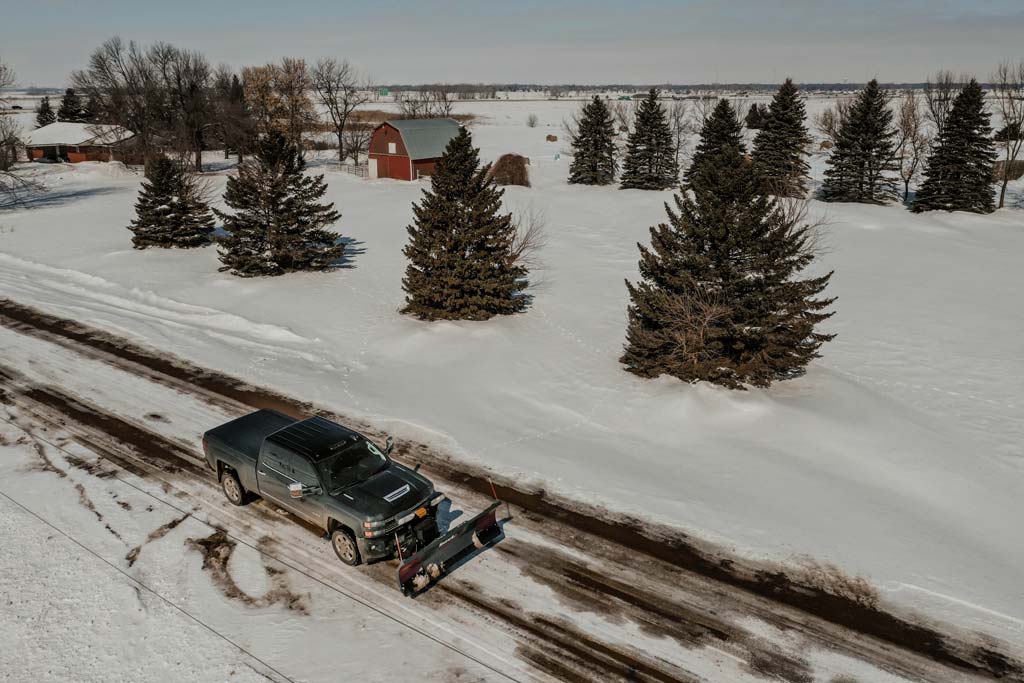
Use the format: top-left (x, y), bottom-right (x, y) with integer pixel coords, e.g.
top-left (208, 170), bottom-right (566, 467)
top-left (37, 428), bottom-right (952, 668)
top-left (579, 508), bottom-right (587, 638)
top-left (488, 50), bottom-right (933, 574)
top-left (221, 470), bottom-right (246, 506)
top-left (331, 527), bottom-right (361, 566)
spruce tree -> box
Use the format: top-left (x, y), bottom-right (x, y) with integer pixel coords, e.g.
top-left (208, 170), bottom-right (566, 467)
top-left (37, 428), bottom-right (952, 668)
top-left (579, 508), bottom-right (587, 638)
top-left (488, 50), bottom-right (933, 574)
top-left (57, 88), bottom-right (87, 123)
top-left (745, 103), bottom-right (767, 130)
top-left (402, 127), bottom-right (526, 320)
top-left (215, 132), bottom-right (343, 276)
top-left (568, 96), bottom-right (618, 185)
top-left (685, 99), bottom-right (745, 191)
top-left (819, 79), bottom-right (899, 204)
top-left (127, 157), bottom-right (214, 249)
top-left (622, 145), bottom-right (835, 389)
top-left (751, 78), bottom-right (812, 197)
top-left (620, 89), bottom-right (679, 190)
top-left (35, 96), bottom-right (56, 128)
top-left (911, 80), bottom-right (996, 214)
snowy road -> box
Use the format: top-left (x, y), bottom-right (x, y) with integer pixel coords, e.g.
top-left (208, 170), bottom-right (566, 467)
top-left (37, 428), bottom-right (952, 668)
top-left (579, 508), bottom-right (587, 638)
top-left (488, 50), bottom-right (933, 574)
top-left (1, 300), bottom-right (1017, 683)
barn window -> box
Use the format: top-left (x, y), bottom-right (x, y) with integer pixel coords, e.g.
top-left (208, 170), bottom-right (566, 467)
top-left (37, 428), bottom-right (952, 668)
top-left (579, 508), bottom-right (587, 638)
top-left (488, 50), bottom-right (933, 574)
top-left (388, 142), bottom-right (397, 154)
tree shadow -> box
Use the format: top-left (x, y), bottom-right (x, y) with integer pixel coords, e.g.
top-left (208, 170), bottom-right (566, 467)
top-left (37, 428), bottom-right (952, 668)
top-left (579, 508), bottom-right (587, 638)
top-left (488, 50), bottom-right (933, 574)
top-left (331, 236), bottom-right (366, 270)
top-left (0, 185), bottom-right (122, 211)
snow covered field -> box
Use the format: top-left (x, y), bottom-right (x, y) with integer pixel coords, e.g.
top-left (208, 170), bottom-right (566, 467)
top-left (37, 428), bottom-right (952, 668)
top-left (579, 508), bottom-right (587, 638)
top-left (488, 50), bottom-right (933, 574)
top-left (1, 96), bottom-right (1022, 657)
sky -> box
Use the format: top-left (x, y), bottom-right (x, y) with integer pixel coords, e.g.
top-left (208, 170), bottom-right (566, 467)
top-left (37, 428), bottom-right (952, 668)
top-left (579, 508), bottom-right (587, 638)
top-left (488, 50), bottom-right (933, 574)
top-left (1, 1), bottom-right (1022, 87)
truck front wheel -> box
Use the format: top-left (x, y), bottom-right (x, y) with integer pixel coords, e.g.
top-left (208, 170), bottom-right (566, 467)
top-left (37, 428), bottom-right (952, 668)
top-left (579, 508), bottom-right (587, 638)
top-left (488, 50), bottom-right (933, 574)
top-left (331, 527), bottom-right (361, 566)
top-left (221, 470), bottom-right (246, 506)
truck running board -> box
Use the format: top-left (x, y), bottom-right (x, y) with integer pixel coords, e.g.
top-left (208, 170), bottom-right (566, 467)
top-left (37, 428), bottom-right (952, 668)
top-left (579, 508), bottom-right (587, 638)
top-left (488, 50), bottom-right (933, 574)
top-left (398, 501), bottom-right (503, 595)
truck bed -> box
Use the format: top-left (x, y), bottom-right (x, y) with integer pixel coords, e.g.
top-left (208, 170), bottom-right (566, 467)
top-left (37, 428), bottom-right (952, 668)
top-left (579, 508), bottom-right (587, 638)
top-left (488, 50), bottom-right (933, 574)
top-left (204, 409), bottom-right (295, 462)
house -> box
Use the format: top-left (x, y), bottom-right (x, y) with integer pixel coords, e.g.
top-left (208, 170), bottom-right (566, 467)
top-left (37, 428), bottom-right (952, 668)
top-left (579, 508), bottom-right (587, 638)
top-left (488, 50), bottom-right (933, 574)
top-left (368, 118), bottom-right (460, 181)
top-left (24, 122), bottom-right (135, 163)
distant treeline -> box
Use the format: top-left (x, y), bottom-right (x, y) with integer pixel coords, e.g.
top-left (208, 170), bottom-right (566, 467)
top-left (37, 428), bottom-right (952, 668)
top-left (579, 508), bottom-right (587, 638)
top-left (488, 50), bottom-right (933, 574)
top-left (382, 82), bottom-right (996, 94)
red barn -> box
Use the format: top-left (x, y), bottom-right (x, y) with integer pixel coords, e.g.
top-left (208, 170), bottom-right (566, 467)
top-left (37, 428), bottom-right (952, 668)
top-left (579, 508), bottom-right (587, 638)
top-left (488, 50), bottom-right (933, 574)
top-left (368, 118), bottom-right (460, 181)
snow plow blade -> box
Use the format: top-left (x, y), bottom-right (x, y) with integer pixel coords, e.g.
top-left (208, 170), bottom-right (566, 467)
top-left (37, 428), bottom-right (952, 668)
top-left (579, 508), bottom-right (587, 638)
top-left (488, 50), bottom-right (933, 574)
top-left (398, 500), bottom-right (502, 595)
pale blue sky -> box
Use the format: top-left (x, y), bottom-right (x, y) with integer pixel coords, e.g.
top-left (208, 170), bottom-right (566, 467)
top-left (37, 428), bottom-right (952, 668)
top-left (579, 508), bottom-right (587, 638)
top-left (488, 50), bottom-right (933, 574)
top-left (2, 1), bottom-right (1021, 86)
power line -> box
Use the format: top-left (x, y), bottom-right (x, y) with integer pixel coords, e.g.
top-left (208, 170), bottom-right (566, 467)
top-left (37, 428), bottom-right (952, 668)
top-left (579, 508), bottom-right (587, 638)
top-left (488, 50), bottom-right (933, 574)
top-left (0, 488), bottom-right (297, 683)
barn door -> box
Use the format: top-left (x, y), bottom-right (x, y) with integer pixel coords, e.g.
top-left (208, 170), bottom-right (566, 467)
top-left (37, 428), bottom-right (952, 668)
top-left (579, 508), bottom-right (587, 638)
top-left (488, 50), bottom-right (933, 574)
top-left (368, 157), bottom-right (378, 179)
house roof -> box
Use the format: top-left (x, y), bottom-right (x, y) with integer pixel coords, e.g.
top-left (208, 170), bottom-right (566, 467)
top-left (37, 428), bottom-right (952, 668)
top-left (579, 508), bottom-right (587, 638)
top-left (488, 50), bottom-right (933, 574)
top-left (25, 122), bottom-right (135, 147)
top-left (386, 118), bottom-right (460, 160)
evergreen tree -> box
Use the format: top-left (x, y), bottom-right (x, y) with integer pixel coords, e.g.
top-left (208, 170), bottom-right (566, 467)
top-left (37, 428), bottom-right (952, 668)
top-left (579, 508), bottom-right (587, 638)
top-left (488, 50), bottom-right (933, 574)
top-left (745, 103), bottom-right (767, 130)
top-left (751, 78), bottom-right (812, 197)
top-left (620, 89), bottom-right (679, 190)
top-left (215, 132), bottom-right (343, 276)
top-left (685, 99), bottom-right (745, 191)
top-left (622, 145), bottom-right (835, 389)
top-left (911, 80), bottom-right (997, 214)
top-left (127, 157), bottom-right (214, 249)
top-left (819, 79), bottom-right (899, 204)
top-left (402, 127), bottom-right (527, 320)
top-left (35, 96), bottom-right (56, 128)
top-left (568, 96), bottom-right (618, 185)
top-left (57, 88), bottom-right (87, 123)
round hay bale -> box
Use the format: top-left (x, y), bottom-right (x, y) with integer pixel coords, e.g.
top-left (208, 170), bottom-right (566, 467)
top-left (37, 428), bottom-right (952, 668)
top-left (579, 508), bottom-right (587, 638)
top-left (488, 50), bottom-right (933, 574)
top-left (488, 154), bottom-right (531, 187)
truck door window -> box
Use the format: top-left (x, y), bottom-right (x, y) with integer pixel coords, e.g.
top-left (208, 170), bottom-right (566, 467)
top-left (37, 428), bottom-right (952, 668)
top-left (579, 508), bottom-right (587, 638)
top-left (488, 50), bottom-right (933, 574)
top-left (285, 452), bottom-right (320, 488)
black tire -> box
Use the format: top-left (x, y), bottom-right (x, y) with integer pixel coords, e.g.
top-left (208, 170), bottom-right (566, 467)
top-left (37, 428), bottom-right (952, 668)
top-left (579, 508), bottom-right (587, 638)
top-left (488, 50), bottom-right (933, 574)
top-left (331, 527), bottom-right (361, 566)
top-left (221, 469), bottom-right (246, 506)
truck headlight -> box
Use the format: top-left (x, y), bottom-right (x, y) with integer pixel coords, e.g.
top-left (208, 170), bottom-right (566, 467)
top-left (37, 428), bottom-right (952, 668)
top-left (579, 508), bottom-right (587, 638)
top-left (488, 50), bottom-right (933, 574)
top-left (430, 493), bottom-right (445, 507)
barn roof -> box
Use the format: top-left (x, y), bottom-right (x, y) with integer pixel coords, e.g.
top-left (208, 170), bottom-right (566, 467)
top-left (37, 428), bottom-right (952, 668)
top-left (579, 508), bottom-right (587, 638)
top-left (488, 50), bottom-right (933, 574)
top-left (25, 122), bottom-right (134, 147)
top-left (387, 118), bottom-right (460, 160)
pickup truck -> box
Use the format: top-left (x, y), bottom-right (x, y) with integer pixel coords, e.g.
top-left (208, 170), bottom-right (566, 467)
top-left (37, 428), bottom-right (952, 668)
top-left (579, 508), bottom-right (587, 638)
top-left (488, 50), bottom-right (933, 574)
top-left (202, 410), bottom-right (445, 566)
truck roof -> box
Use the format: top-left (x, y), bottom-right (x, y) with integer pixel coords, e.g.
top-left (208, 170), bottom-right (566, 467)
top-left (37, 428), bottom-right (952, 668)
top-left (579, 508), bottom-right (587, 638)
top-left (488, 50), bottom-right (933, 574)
top-left (265, 416), bottom-right (363, 461)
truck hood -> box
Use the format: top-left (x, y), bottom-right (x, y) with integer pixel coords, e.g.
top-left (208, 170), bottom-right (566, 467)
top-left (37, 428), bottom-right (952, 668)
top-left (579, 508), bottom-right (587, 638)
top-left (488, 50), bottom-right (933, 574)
top-left (330, 463), bottom-right (433, 519)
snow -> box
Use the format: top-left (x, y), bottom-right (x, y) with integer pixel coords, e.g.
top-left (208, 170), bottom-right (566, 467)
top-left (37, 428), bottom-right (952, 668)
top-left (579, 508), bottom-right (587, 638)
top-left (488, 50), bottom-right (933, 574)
top-left (1, 96), bottom-right (1023, 653)
top-left (22, 121), bottom-right (134, 147)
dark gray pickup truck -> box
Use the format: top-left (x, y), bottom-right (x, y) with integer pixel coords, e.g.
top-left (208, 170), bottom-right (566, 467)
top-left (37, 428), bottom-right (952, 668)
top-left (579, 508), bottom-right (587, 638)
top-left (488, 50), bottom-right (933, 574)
top-left (202, 410), bottom-right (444, 566)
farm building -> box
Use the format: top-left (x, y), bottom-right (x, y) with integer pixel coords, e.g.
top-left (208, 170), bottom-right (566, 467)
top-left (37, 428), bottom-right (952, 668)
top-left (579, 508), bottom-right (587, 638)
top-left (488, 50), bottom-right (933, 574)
top-left (24, 122), bottom-right (135, 163)
top-left (368, 118), bottom-right (460, 181)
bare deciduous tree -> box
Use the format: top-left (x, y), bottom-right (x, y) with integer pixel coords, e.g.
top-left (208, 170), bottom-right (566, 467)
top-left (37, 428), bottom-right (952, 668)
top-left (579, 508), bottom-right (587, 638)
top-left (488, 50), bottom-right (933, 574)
top-left (814, 97), bottom-right (853, 147)
top-left (275, 58), bottom-right (316, 144)
top-left (666, 99), bottom-right (692, 169)
top-left (923, 70), bottom-right (962, 137)
top-left (397, 90), bottom-right (433, 119)
top-left (242, 59), bottom-right (316, 144)
top-left (510, 206), bottom-right (548, 290)
top-left (0, 115), bottom-right (21, 172)
top-left (342, 124), bottom-right (373, 164)
top-left (157, 46), bottom-right (212, 171)
top-left (611, 100), bottom-right (635, 133)
top-left (211, 66), bottom-right (255, 163)
top-left (310, 58), bottom-right (373, 162)
top-left (894, 90), bottom-right (931, 202)
top-left (0, 59), bottom-right (14, 106)
top-left (0, 59), bottom-right (37, 206)
top-left (691, 94), bottom-right (719, 128)
top-left (72, 37), bottom-right (167, 164)
top-left (430, 86), bottom-right (455, 116)
top-left (991, 60), bottom-right (1024, 209)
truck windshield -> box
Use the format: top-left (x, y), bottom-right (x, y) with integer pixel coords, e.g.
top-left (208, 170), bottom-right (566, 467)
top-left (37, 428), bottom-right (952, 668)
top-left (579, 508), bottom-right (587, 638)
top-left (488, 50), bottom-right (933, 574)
top-left (319, 439), bottom-right (387, 493)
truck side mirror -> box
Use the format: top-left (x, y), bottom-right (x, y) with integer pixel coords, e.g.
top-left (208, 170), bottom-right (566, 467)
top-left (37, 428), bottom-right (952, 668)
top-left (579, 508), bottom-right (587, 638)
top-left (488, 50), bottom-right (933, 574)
top-left (289, 482), bottom-right (304, 498)
top-left (384, 436), bottom-right (394, 456)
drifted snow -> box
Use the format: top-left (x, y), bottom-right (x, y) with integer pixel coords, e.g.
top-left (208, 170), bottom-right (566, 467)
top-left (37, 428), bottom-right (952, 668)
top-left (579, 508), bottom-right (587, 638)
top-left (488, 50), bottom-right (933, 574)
top-left (1, 97), bottom-right (1022, 648)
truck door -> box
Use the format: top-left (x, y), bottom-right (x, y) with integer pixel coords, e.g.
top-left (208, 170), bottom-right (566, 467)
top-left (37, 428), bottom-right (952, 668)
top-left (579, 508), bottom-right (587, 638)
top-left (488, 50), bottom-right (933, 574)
top-left (256, 444), bottom-right (293, 507)
top-left (282, 452), bottom-right (326, 528)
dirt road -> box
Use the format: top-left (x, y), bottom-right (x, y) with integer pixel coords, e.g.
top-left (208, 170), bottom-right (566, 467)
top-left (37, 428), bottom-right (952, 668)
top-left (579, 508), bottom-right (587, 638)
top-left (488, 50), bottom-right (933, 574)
top-left (1, 299), bottom-right (1019, 683)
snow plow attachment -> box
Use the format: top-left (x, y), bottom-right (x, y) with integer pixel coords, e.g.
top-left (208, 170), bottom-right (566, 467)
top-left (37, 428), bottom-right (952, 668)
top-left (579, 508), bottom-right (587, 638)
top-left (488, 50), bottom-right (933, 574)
top-left (398, 500), bottom-right (503, 596)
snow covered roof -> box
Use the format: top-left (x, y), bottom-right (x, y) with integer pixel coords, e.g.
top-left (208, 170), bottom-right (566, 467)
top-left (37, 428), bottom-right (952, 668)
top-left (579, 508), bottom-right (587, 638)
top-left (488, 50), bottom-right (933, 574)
top-left (387, 118), bottom-right (461, 160)
top-left (25, 122), bottom-right (135, 147)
